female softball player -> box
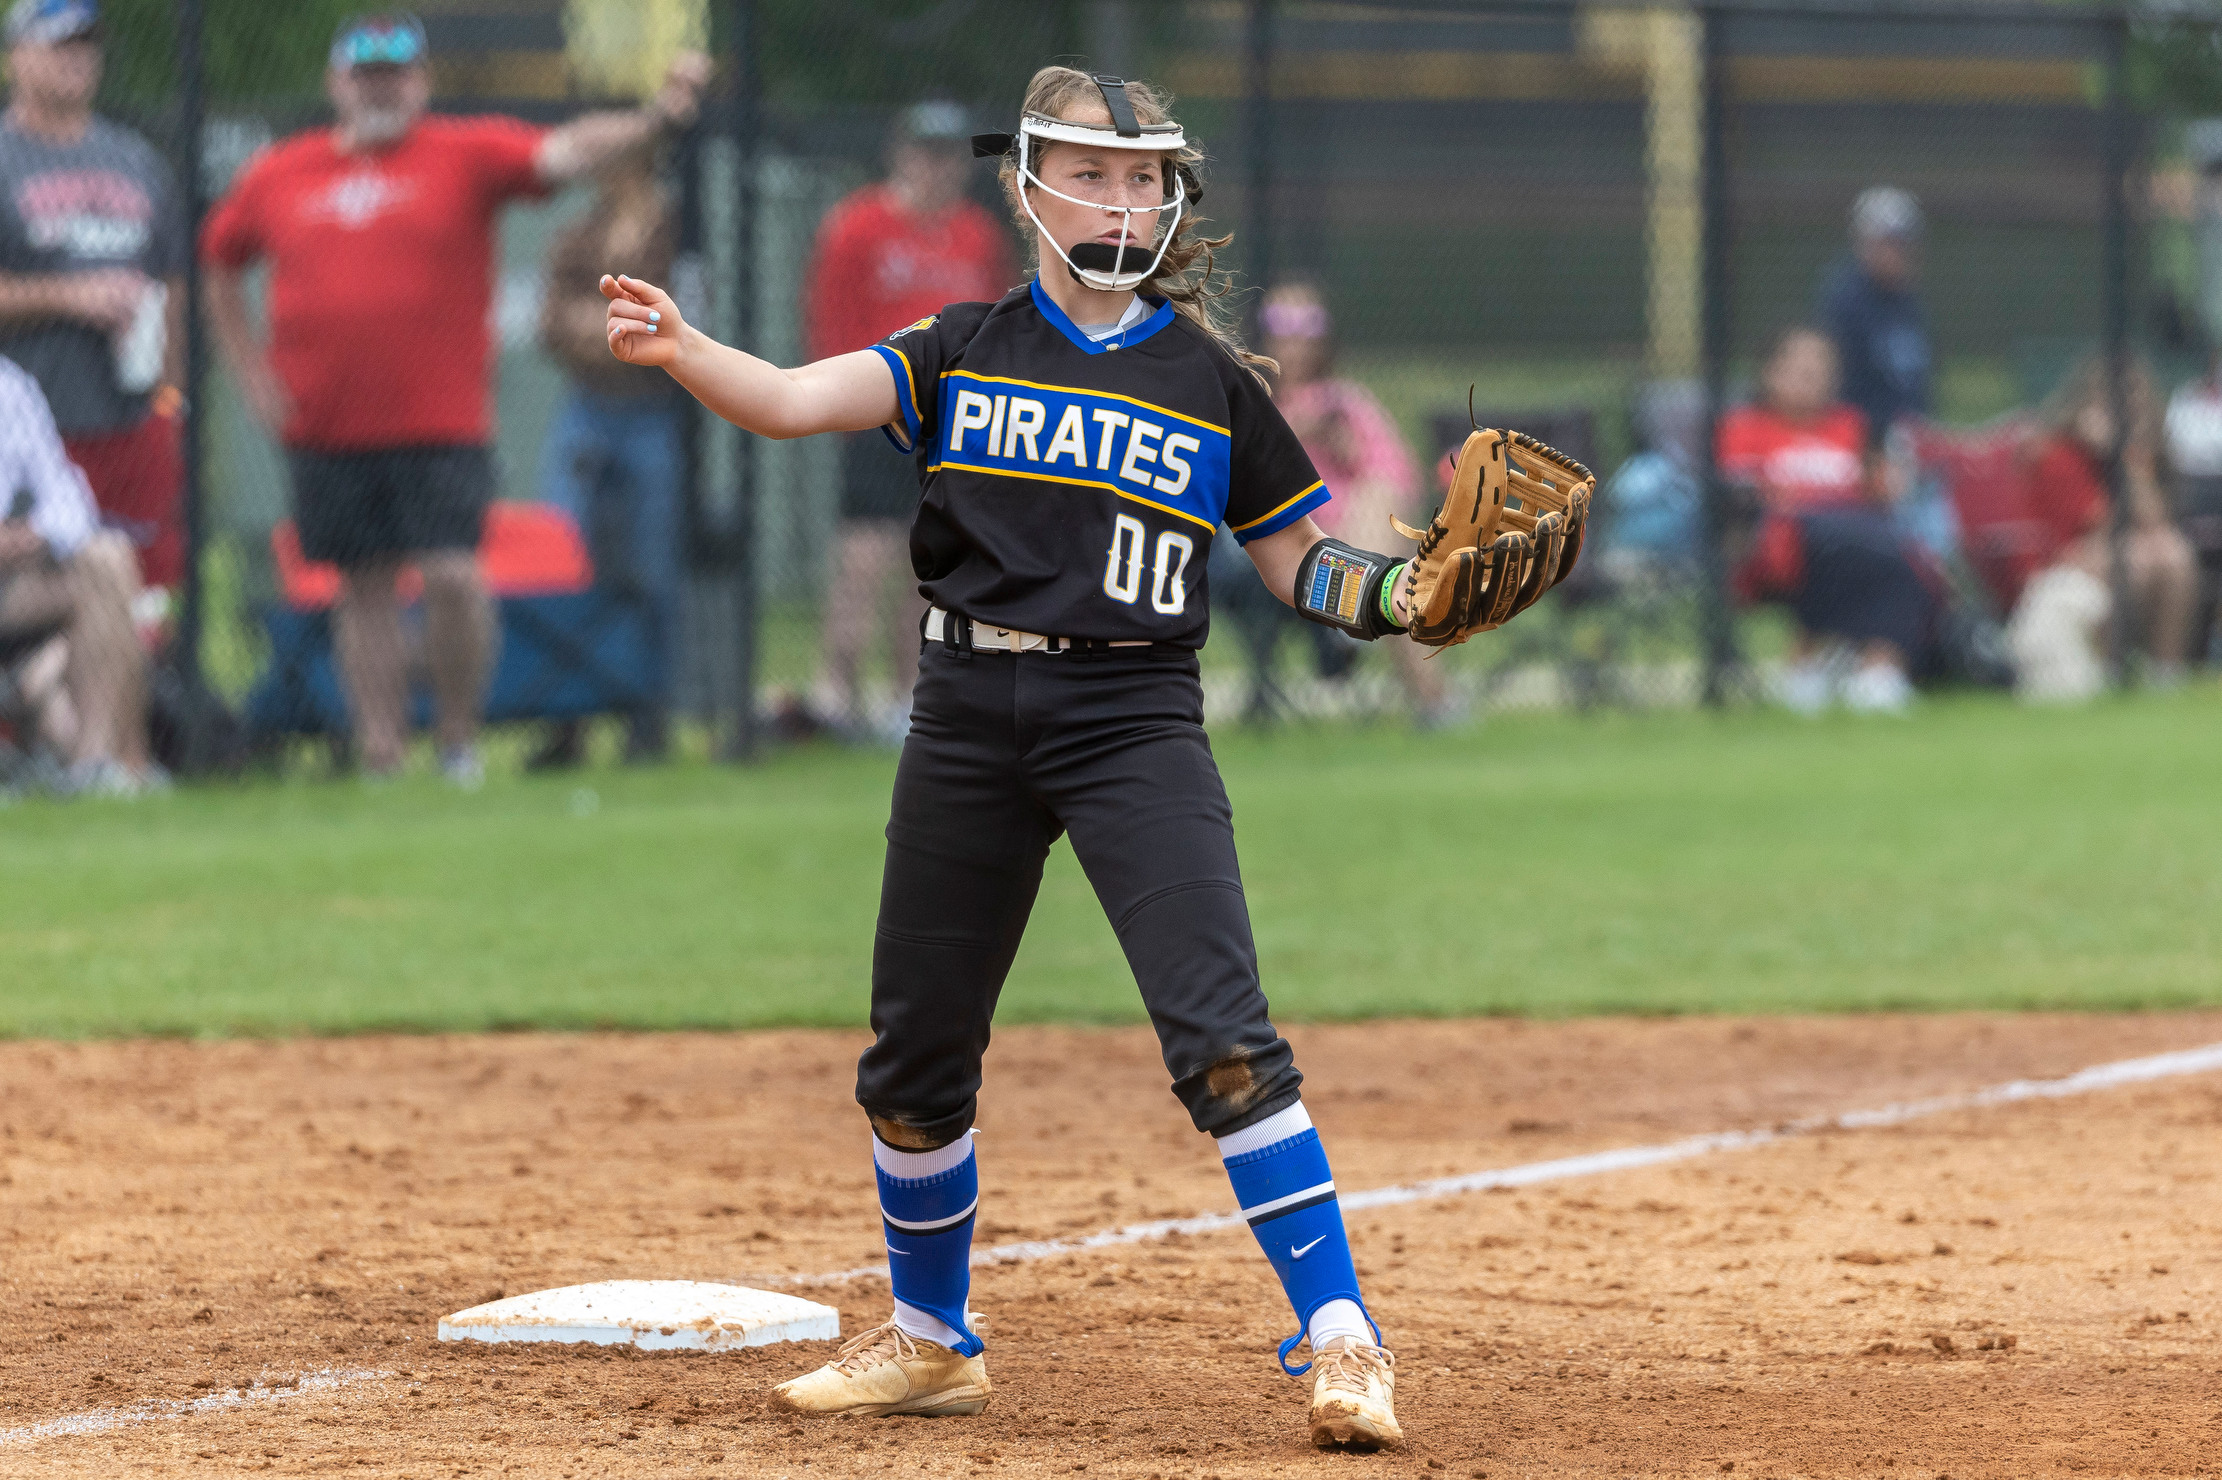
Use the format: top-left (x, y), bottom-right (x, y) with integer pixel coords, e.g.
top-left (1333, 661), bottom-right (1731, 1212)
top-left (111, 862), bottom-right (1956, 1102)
top-left (604, 66), bottom-right (1422, 1450)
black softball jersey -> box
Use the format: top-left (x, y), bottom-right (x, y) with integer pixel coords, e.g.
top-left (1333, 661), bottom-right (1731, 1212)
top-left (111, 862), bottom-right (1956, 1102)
top-left (869, 279), bottom-right (1331, 648)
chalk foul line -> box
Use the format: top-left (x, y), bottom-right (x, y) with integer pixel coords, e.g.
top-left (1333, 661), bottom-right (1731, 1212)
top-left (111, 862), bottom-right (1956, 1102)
top-left (777, 1038), bottom-right (2222, 1288)
top-left (15, 1039), bottom-right (2220, 1447)
top-left (0, 1368), bottom-right (394, 1449)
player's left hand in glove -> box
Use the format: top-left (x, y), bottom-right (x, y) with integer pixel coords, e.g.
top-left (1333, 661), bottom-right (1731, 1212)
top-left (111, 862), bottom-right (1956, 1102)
top-left (1390, 427), bottom-right (1594, 649)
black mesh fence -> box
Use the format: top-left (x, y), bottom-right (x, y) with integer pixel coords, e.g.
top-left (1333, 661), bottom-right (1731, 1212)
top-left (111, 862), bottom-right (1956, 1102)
top-left (3, 1), bottom-right (2219, 794)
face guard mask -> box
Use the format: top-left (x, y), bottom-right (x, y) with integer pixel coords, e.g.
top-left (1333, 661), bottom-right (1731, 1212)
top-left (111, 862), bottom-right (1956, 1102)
top-left (973, 74), bottom-right (1203, 293)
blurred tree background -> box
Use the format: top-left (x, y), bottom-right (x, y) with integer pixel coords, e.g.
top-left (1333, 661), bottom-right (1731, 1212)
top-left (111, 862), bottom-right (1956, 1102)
top-left (86, 0), bottom-right (1185, 114)
top-left (99, 0), bottom-right (363, 109)
top-left (738, 0), bottom-right (1180, 107)
top-left (72, 2), bottom-right (2222, 120)
top-left (2133, 16), bottom-right (2222, 120)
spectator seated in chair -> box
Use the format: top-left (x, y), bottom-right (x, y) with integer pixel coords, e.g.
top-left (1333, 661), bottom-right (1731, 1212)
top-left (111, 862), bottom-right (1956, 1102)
top-left (1915, 355), bottom-right (2198, 702)
top-left (0, 354), bottom-right (157, 794)
top-left (1716, 325), bottom-right (1941, 715)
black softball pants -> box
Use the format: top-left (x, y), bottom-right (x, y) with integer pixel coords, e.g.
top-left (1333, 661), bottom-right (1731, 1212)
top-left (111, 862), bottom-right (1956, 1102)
top-left (854, 643), bottom-right (1303, 1149)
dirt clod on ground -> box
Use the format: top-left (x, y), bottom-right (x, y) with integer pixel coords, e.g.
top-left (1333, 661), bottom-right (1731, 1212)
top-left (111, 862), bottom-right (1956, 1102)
top-left (3, 1011), bottom-right (2220, 1477)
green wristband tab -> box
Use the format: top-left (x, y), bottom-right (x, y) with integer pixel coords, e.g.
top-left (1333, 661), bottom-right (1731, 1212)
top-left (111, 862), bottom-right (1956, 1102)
top-left (1379, 561), bottom-right (1408, 629)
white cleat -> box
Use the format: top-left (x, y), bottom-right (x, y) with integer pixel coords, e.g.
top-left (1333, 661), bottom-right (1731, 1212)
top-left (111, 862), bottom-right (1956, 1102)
top-left (1308, 1337), bottom-right (1402, 1450)
top-left (771, 1320), bottom-right (991, 1418)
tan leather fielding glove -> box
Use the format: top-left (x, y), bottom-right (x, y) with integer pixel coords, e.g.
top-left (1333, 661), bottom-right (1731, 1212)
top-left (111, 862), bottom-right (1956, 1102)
top-left (1391, 428), bottom-right (1593, 649)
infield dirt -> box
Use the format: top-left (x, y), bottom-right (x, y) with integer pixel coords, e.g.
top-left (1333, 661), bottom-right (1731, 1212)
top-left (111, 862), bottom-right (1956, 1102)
top-left (3, 1013), bottom-right (2219, 1479)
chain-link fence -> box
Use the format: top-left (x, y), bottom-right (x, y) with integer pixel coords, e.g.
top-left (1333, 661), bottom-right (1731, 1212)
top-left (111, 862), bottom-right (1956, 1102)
top-left (674, 0), bottom-right (2222, 748)
top-left (4, 1), bottom-right (2218, 793)
top-left (1154, 0), bottom-right (2213, 725)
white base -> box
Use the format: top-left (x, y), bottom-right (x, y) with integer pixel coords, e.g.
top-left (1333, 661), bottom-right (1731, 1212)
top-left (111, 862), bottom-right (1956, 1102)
top-left (438, 1281), bottom-right (839, 1352)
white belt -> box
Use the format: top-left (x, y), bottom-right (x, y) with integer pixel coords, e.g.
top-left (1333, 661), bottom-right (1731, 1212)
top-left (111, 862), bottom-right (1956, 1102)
top-left (925, 606), bottom-right (1154, 654)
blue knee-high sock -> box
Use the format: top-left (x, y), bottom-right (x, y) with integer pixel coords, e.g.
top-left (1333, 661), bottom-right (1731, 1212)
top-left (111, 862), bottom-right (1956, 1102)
top-left (877, 1138), bottom-right (983, 1355)
top-left (1222, 1124), bottom-right (1377, 1374)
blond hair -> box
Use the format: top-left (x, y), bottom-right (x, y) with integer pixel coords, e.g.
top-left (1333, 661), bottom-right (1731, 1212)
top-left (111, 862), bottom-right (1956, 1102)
top-left (999, 65), bottom-right (1273, 381)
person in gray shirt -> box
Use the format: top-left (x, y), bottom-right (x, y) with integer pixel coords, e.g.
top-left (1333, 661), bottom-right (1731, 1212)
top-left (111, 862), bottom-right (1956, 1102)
top-left (0, 0), bottom-right (187, 592)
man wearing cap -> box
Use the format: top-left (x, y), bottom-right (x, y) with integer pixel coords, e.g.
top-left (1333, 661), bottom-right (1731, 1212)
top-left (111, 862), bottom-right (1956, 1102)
top-left (802, 100), bottom-right (1014, 743)
top-left (200, 12), bottom-right (708, 786)
top-left (1819, 186), bottom-right (1933, 442)
top-left (0, 0), bottom-right (189, 598)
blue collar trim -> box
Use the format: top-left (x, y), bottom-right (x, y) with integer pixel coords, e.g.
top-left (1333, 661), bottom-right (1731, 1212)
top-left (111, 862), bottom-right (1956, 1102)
top-left (1029, 278), bottom-right (1176, 355)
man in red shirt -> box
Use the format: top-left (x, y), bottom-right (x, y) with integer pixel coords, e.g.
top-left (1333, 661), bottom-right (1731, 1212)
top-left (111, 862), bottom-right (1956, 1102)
top-left (201, 13), bottom-right (707, 784)
top-left (802, 101), bottom-right (1013, 741)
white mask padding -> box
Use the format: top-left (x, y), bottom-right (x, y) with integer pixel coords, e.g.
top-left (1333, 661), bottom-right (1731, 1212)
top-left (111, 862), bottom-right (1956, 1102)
top-left (1021, 113), bottom-right (1185, 152)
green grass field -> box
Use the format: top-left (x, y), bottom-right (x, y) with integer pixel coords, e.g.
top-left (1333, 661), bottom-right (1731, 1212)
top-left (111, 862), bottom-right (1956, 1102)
top-left (3, 690), bottom-right (2217, 1039)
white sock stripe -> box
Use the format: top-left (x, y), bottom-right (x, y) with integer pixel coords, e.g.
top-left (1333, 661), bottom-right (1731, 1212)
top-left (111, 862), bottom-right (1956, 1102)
top-left (881, 1195), bottom-right (980, 1233)
top-left (1239, 1179), bottom-right (1335, 1222)
top-left (1215, 1102), bottom-right (1313, 1160)
top-left (872, 1129), bottom-right (977, 1179)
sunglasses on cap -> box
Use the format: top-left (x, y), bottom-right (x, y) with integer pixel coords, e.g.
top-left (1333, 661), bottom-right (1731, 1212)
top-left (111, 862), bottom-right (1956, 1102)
top-left (331, 14), bottom-right (426, 71)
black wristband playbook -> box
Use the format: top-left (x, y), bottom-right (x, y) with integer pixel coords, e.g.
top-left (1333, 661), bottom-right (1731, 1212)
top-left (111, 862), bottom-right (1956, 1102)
top-left (1291, 537), bottom-right (1404, 641)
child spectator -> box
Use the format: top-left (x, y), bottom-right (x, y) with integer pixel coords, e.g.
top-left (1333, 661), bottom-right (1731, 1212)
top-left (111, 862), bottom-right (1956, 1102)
top-left (1718, 325), bottom-right (1939, 714)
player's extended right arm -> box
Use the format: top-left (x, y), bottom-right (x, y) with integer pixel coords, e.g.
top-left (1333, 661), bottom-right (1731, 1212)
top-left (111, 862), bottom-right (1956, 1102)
top-left (602, 273), bottom-right (897, 440)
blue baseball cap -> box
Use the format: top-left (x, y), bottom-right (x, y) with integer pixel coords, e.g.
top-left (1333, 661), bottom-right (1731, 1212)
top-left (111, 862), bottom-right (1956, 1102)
top-left (5, 0), bottom-right (99, 47)
top-left (330, 11), bottom-right (427, 72)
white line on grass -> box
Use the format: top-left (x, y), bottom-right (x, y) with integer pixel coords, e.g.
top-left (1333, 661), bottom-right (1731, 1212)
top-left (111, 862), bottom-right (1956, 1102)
top-left (779, 1039), bottom-right (2222, 1287)
top-left (0, 1369), bottom-right (393, 1449)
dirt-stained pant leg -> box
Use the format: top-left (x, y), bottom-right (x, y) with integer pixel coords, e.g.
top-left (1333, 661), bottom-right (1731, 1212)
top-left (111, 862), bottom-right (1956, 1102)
top-left (855, 650), bottom-right (1057, 1149)
top-left (1018, 652), bottom-right (1302, 1137)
